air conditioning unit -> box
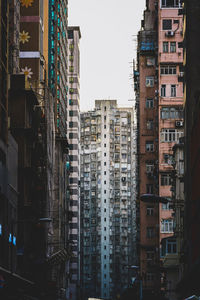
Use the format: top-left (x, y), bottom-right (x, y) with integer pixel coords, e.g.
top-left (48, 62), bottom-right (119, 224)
top-left (165, 31), bottom-right (175, 37)
top-left (175, 120), bottom-right (184, 127)
top-left (155, 89), bottom-right (159, 95)
top-left (179, 72), bottom-right (184, 77)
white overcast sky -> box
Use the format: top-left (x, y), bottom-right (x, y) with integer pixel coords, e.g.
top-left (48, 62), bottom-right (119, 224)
top-left (68, 0), bottom-right (145, 112)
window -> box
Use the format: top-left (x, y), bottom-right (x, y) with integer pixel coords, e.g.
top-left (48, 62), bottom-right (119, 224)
top-left (104, 125), bottom-right (106, 129)
top-left (161, 129), bottom-right (183, 142)
top-left (162, 201), bottom-right (172, 210)
top-left (104, 208), bottom-right (106, 212)
top-left (146, 98), bottom-right (154, 108)
top-left (146, 184), bottom-right (153, 194)
top-left (166, 238), bottom-right (177, 253)
top-left (161, 0), bottom-right (179, 8)
top-left (104, 116), bottom-right (106, 121)
top-left (162, 19), bottom-right (172, 30)
top-left (104, 106), bottom-right (107, 111)
top-left (147, 251), bottom-right (155, 260)
top-left (104, 134), bottom-right (106, 138)
top-left (146, 273), bottom-right (155, 281)
top-left (104, 199), bottom-right (106, 203)
top-left (104, 227), bottom-right (106, 231)
top-left (161, 65), bottom-right (176, 75)
top-left (161, 219), bottom-right (173, 233)
top-left (161, 85), bottom-right (166, 97)
top-left (104, 181), bottom-right (106, 184)
top-left (146, 76), bottom-right (154, 87)
top-left (69, 77), bottom-right (74, 83)
top-left (161, 173), bottom-right (171, 185)
top-left (69, 66), bottom-right (74, 72)
top-left (104, 190), bottom-right (106, 194)
top-left (161, 107), bottom-right (183, 119)
top-left (122, 153), bottom-right (127, 159)
top-left (146, 57), bottom-right (155, 66)
top-left (104, 171), bottom-right (106, 175)
top-left (146, 163), bottom-right (154, 173)
top-left (104, 162), bottom-right (106, 166)
top-left (147, 227), bottom-right (155, 238)
top-left (163, 42), bottom-right (169, 53)
top-left (104, 153), bottom-right (106, 157)
top-left (163, 153), bottom-right (174, 165)
top-left (69, 99), bottom-right (74, 105)
top-left (147, 206), bottom-right (154, 216)
top-left (104, 236), bottom-right (106, 240)
top-left (170, 42), bottom-right (176, 53)
top-left (146, 141), bottom-right (154, 152)
top-left (104, 144), bottom-right (106, 147)
top-left (147, 120), bottom-right (154, 130)
top-left (171, 84), bottom-right (176, 97)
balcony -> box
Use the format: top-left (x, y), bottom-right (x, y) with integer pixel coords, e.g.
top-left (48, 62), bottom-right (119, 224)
top-left (163, 253), bottom-right (179, 269)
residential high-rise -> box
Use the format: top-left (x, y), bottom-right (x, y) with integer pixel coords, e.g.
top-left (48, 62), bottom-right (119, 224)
top-left (67, 26), bottom-right (81, 300)
top-left (135, 1), bottom-right (184, 299)
top-left (158, 1), bottom-right (184, 297)
top-left (80, 100), bottom-right (137, 300)
top-left (134, 1), bottom-right (160, 298)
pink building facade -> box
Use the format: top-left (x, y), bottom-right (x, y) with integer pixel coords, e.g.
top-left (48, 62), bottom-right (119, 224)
top-left (158, 1), bottom-right (184, 299)
top-left (136, 1), bottom-right (184, 299)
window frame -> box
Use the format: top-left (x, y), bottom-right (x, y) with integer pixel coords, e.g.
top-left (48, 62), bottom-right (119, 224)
top-left (146, 120), bottom-right (154, 130)
top-left (146, 141), bottom-right (154, 152)
top-left (163, 41), bottom-right (169, 53)
top-left (161, 173), bottom-right (171, 186)
top-left (146, 76), bottom-right (154, 87)
top-left (162, 19), bottom-right (172, 30)
top-left (170, 42), bottom-right (176, 53)
top-left (161, 65), bottom-right (176, 75)
top-left (161, 84), bottom-right (166, 97)
top-left (171, 84), bottom-right (176, 97)
top-left (161, 219), bottom-right (174, 233)
top-left (146, 98), bottom-right (154, 109)
top-left (161, 128), bottom-right (184, 142)
top-left (161, 0), bottom-right (180, 8)
top-left (147, 206), bottom-right (154, 216)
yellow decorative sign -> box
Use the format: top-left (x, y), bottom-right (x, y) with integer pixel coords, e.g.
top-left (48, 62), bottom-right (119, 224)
top-left (20, 0), bottom-right (34, 8)
top-left (21, 67), bottom-right (33, 79)
top-left (20, 31), bottom-right (30, 44)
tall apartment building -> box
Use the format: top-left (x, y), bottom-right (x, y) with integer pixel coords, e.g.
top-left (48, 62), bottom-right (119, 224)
top-left (158, 1), bottom-right (184, 297)
top-left (135, 1), bottom-right (184, 299)
top-left (134, 1), bottom-right (160, 298)
top-left (80, 100), bottom-right (137, 300)
top-left (67, 26), bottom-right (81, 300)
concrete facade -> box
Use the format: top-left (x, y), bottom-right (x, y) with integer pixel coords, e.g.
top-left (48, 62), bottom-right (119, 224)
top-left (80, 100), bottom-right (137, 300)
top-left (67, 26), bottom-right (81, 300)
top-left (135, 1), bottom-right (184, 299)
